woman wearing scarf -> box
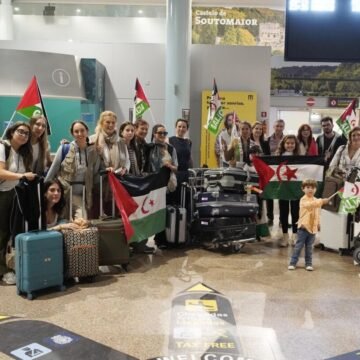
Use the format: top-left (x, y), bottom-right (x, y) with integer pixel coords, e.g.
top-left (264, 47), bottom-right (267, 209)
top-left (89, 111), bottom-right (130, 217)
top-left (45, 120), bottom-right (101, 220)
top-left (145, 124), bottom-right (178, 249)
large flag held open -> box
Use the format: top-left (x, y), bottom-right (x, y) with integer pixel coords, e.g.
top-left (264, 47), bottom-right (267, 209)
top-left (15, 76), bottom-right (51, 135)
top-left (336, 99), bottom-right (357, 139)
top-left (252, 155), bottom-right (325, 200)
top-left (205, 79), bottom-right (223, 135)
top-left (133, 78), bottom-right (150, 122)
top-left (112, 167), bottom-right (170, 243)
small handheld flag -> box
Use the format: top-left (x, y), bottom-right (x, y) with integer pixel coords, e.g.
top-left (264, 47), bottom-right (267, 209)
top-left (133, 78), bottom-right (150, 122)
top-left (205, 79), bottom-right (223, 135)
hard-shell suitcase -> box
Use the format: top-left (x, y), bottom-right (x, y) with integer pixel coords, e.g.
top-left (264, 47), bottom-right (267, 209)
top-left (63, 182), bottom-right (99, 279)
top-left (203, 168), bottom-right (259, 192)
top-left (14, 178), bottom-right (65, 300)
top-left (16, 230), bottom-right (65, 300)
top-left (165, 183), bottom-right (187, 244)
top-left (195, 192), bottom-right (259, 218)
top-left (90, 173), bottom-right (130, 267)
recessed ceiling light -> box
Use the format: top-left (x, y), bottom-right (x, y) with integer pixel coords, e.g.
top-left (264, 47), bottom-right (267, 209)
top-left (76, 8), bottom-right (81, 13)
top-left (14, 7), bottom-right (20, 11)
top-left (68, 38), bottom-right (73, 42)
top-left (138, 9), bottom-right (143, 14)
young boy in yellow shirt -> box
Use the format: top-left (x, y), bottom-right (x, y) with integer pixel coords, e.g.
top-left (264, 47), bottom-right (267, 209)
top-left (288, 179), bottom-right (330, 271)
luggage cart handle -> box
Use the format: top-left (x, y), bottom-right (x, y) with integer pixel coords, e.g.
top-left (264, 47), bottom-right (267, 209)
top-left (99, 171), bottom-right (115, 218)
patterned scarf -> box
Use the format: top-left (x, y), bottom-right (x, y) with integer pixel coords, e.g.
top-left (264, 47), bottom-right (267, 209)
top-left (95, 130), bottom-right (119, 167)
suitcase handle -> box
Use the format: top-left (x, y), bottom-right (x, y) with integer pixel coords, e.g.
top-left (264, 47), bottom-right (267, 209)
top-left (99, 172), bottom-right (116, 218)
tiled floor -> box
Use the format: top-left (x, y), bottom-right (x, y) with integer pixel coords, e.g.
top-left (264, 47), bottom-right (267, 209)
top-left (1, 236), bottom-right (360, 360)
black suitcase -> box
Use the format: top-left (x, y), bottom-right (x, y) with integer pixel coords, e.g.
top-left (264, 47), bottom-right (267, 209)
top-left (203, 168), bottom-right (259, 192)
top-left (195, 192), bottom-right (259, 218)
top-left (191, 216), bottom-right (257, 243)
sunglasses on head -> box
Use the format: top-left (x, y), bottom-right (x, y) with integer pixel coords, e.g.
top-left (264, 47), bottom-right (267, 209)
top-left (156, 131), bottom-right (168, 136)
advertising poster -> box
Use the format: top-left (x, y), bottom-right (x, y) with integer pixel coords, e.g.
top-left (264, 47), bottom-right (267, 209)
top-left (201, 91), bottom-right (257, 168)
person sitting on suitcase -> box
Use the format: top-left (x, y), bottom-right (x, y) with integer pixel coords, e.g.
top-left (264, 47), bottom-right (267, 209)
top-left (45, 121), bottom-right (101, 220)
top-left (288, 179), bottom-right (330, 271)
top-left (44, 179), bottom-right (84, 231)
top-left (0, 122), bottom-right (36, 285)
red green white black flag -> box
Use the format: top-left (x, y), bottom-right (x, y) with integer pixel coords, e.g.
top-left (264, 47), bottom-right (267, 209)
top-left (133, 78), bottom-right (150, 122)
top-left (16, 76), bottom-right (51, 135)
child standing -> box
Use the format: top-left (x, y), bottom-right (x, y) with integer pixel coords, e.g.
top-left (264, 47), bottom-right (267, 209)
top-left (288, 179), bottom-right (329, 271)
top-left (277, 135), bottom-right (301, 247)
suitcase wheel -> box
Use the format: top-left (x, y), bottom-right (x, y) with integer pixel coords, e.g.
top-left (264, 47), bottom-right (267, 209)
top-left (231, 243), bottom-right (245, 253)
top-left (27, 293), bottom-right (34, 301)
top-left (353, 247), bottom-right (360, 264)
top-left (16, 289), bottom-right (21, 296)
top-left (59, 285), bottom-right (66, 292)
top-left (83, 276), bottom-right (96, 283)
top-left (121, 263), bottom-right (129, 272)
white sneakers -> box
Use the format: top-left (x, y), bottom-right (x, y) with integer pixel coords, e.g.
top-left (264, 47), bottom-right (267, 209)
top-left (2, 271), bottom-right (16, 285)
top-left (279, 233), bottom-right (289, 247)
top-left (288, 265), bottom-right (314, 271)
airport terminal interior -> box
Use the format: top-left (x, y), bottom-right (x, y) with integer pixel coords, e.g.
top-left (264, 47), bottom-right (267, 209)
top-left (1, 0), bottom-right (360, 359)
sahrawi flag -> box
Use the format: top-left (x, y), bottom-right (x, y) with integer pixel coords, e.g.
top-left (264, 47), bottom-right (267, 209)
top-left (338, 181), bottom-right (360, 214)
top-left (205, 79), bottom-right (223, 135)
top-left (336, 99), bottom-right (357, 139)
top-left (110, 167), bottom-right (170, 243)
top-left (133, 78), bottom-right (150, 122)
top-left (252, 155), bottom-right (324, 200)
top-left (16, 76), bottom-right (51, 135)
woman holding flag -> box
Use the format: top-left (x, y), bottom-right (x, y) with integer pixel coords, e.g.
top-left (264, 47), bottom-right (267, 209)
top-left (329, 126), bottom-right (360, 177)
top-left (29, 115), bottom-right (51, 175)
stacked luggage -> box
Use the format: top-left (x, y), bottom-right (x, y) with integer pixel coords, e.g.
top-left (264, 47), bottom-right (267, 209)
top-left (188, 167), bottom-right (259, 252)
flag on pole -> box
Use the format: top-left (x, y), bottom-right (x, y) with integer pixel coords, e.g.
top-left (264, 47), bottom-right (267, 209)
top-left (205, 79), bottom-right (223, 135)
top-left (336, 99), bottom-right (357, 139)
top-left (337, 181), bottom-right (360, 214)
top-left (113, 167), bottom-right (170, 243)
top-left (133, 78), bottom-right (150, 122)
top-left (252, 155), bottom-right (324, 200)
top-left (15, 76), bottom-right (51, 135)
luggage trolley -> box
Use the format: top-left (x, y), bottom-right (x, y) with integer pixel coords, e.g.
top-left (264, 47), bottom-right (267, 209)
top-left (187, 168), bottom-right (259, 253)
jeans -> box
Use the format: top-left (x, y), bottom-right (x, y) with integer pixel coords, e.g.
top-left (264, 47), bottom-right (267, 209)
top-left (290, 228), bottom-right (315, 267)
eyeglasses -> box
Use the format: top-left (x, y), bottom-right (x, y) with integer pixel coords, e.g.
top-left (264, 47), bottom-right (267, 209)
top-left (16, 129), bottom-right (30, 137)
top-left (156, 131), bottom-right (168, 136)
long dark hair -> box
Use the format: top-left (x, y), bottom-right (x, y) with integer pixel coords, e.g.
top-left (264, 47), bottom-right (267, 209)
top-left (297, 123), bottom-right (313, 148)
top-left (5, 122), bottom-right (33, 171)
top-left (44, 179), bottom-right (66, 215)
top-left (119, 121), bottom-right (136, 148)
top-left (151, 124), bottom-right (166, 142)
top-left (70, 120), bottom-right (90, 145)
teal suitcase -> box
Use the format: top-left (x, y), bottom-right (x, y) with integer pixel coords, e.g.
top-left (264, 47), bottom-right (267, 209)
top-left (15, 230), bottom-right (65, 300)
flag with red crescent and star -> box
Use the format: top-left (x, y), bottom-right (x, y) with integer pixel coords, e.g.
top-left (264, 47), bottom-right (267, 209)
top-left (252, 155), bottom-right (324, 200)
top-left (110, 167), bottom-right (171, 243)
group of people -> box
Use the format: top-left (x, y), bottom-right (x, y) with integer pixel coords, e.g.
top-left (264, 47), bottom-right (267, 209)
top-left (215, 114), bottom-right (360, 269)
top-left (0, 113), bottom-right (193, 285)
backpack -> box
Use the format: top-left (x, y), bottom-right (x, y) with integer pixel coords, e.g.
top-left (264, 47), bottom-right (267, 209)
top-left (61, 143), bottom-right (71, 162)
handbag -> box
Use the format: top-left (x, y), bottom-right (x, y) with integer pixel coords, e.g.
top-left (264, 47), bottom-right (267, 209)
top-left (167, 171), bottom-right (177, 193)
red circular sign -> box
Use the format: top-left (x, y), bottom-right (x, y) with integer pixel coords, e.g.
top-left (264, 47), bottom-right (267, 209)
top-left (306, 97), bottom-right (315, 107)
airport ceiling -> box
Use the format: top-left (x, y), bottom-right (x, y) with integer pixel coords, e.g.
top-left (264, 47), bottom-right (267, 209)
top-left (12, 0), bottom-right (285, 9)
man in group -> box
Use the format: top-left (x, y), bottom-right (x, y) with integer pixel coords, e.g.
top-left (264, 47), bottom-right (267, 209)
top-left (266, 119), bottom-right (285, 226)
top-left (215, 112), bottom-right (240, 167)
top-left (131, 118), bottom-right (156, 254)
top-left (316, 116), bottom-right (347, 170)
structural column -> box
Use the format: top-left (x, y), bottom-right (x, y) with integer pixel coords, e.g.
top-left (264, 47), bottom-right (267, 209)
top-left (0, 0), bottom-right (14, 40)
top-left (165, 0), bottom-right (191, 134)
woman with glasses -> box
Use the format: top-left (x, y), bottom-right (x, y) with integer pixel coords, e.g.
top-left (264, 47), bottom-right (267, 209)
top-left (0, 122), bottom-right (36, 285)
top-left (145, 124), bottom-right (178, 249)
top-left (45, 120), bottom-right (100, 220)
top-left (29, 115), bottom-right (51, 175)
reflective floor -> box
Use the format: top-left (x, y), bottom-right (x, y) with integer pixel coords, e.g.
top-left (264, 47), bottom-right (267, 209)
top-left (1, 235), bottom-right (360, 360)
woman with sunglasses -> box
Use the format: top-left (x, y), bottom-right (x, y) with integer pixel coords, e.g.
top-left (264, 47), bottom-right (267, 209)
top-left (0, 122), bottom-right (36, 285)
top-left (29, 115), bottom-right (51, 175)
top-left (45, 120), bottom-right (100, 220)
top-left (145, 124), bottom-right (178, 249)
